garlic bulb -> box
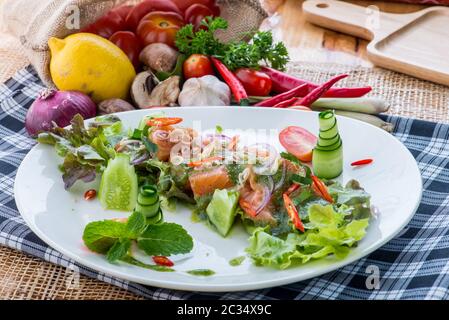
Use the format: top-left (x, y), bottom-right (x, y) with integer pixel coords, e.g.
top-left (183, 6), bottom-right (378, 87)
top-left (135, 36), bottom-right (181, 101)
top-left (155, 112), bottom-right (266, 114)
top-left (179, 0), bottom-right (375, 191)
top-left (178, 75), bottom-right (231, 106)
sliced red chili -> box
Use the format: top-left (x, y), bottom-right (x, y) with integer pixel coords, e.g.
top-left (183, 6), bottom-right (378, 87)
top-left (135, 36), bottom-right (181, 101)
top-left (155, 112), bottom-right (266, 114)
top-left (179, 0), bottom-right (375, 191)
top-left (283, 193), bottom-right (304, 232)
top-left (351, 158), bottom-right (373, 166)
top-left (187, 156), bottom-right (223, 168)
top-left (147, 117), bottom-right (183, 127)
top-left (84, 189), bottom-right (97, 201)
top-left (311, 175), bottom-right (334, 203)
top-left (285, 183), bottom-right (300, 196)
top-left (239, 199), bottom-right (257, 218)
top-left (152, 256), bottom-right (174, 267)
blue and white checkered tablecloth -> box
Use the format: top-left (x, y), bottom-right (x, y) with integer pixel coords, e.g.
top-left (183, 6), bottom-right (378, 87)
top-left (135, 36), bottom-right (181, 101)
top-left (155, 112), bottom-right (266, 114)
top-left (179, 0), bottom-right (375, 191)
top-left (1, 66), bottom-right (448, 300)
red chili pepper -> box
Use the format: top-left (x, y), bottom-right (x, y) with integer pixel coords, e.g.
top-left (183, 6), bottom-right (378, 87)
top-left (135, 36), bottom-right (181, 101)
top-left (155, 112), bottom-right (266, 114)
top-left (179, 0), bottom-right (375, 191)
top-left (187, 156), bottom-right (223, 168)
top-left (147, 117), bottom-right (183, 127)
top-left (152, 256), bottom-right (174, 267)
top-left (273, 97), bottom-right (297, 108)
top-left (255, 83), bottom-right (308, 107)
top-left (285, 183), bottom-right (300, 196)
top-left (292, 74), bottom-right (348, 108)
top-left (84, 189), bottom-right (97, 201)
top-left (211, 57), bottom-right (249, 106)
top-left (351, 158), bottom-right (373, 166)
top-left (239, 199), bottom-right (257, 218)
top-left (261, 67), bottom-right (372, 98)
top-left (311, 175), bottom-right (334, 203)
top-left (283, 193), bottom-right (304, 232)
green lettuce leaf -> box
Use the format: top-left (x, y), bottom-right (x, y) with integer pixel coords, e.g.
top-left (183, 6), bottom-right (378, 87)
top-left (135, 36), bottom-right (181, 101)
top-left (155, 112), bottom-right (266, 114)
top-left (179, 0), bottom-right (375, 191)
top-left (37, 114), bottom-right (122, 189)
top-left (246, 229), bottom-right (304, 269)
top-left (246, 204), bottom-right (371, 269)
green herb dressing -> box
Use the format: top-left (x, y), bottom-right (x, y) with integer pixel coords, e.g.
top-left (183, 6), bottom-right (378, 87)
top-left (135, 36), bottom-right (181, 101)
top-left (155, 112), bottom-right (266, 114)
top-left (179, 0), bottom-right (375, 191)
top-left (229, 256), bottom-right (245, 266)
top-left (122, 256), bottom-right (174, 273)
top-left (187, 269), bottom-right (216, 277)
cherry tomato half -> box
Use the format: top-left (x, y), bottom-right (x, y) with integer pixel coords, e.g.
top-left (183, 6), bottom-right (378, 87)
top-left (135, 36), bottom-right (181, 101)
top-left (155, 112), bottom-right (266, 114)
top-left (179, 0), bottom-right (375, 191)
top-left (234, 68), bottom-right (273, 96)
top-left (81, 10), bottom-right (125, 39)
top-left (185, 4), bottom-right (214, 30)
top-left (183, 54), bottom-right (214, 79)
top-left (137, 11), bottom-right (184, 47)
top-left (109, 31), bottom-right (142, 70)
top-left (125, 0), bottom-right (183, 31)
top-left (279, 126), bottom-right (318, 162)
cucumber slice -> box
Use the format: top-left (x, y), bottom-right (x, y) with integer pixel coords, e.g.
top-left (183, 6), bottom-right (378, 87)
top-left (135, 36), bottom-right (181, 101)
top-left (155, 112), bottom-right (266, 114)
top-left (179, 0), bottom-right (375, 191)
top-left (313, 110), bottom-right (343, 179)
top-left (319, 110), bottom-right (336, 131)
top-left (146, 209), bottom-right (163, 225)
top-left (136, 185), bottom-right (160, 218)
top-left (206, 189), bottom-right (239, 237)
top-left (319, 111), bottom-right (338, 139)
top-left (318, 132), bottom-right (340, 147)
top-left (99, 154), bottom-right (138, 212)
top-left (316, 137), bottom-right (342, 151)
top-left (312, 144), bottom-right (343, 179)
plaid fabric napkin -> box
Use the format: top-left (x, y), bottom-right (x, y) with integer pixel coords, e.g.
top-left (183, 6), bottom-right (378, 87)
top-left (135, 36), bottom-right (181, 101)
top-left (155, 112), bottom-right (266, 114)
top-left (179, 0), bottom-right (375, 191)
top-left (1, 66), bottom-right (448, 300)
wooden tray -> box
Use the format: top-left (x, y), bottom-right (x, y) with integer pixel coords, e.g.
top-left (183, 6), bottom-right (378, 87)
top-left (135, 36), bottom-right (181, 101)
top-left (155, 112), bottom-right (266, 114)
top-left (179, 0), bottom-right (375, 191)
top-left (303, 0), bottom-right (449, 86)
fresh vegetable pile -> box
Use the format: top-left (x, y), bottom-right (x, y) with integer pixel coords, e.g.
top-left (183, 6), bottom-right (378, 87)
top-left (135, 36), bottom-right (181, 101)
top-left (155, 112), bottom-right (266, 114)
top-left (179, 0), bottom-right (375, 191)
top-left (38, 110), bottom-right (375, 271)
top-left (25, 0), bottom-right (394, 138)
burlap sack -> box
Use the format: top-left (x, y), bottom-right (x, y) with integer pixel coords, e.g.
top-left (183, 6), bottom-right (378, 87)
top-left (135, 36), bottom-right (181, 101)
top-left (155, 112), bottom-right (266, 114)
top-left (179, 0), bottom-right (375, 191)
top-left (0, 0), bottom-right (267, 88)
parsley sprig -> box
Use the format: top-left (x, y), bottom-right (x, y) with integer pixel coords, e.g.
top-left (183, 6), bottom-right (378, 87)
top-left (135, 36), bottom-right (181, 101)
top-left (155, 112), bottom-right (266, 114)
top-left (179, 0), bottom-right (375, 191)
top-left (175, 17), bottom-right (289, 71)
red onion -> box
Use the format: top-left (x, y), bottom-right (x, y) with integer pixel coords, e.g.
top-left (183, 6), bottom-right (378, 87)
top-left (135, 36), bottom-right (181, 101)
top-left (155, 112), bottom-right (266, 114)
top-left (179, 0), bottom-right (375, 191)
top-left (255, 185), bottom-right (272, 216)
top-left (25, 89), bottom-right (96, 137)
top-left (250, 143), bottom-right (278, 175)
top-left (204, 133), bottom-right (231, 142)
top-left (274, 160), bottom-right (287, 191)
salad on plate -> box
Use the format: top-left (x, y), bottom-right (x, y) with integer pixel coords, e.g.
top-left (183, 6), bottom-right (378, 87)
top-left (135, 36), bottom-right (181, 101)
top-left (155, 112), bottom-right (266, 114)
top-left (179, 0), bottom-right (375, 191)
top-left (37, 110), bottom-right (374, 273)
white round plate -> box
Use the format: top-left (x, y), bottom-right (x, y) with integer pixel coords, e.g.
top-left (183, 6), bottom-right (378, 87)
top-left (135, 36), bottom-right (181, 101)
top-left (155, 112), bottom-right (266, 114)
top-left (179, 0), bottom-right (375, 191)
top-left (14, 107), bottom-right (422, 292)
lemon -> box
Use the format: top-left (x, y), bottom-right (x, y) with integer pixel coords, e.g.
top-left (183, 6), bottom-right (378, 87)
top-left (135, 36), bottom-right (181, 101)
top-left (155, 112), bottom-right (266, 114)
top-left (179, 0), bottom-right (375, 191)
top-left (48, 33), bottom-right (136, 103)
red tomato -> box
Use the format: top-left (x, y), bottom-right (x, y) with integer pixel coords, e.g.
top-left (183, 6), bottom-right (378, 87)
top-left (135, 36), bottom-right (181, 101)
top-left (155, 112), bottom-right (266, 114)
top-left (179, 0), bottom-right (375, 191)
top-left (110, 5), bottom-right (134, 23)
top-left (172, 0), bottom-right (220, 16)
top-left (185, 4), bottom-right (214, 29)
top-left (125, 0), bottom-right (183, 31)
top-left (234, 68), bottom-right (273, 96)
top-left (279, 126), bottom-right (318, 162)
top-left (81, 10), bottom-right (125, 39)
top-left (137, 11), bottom-right (184, 47)
top-left (183, 54), bottom-right (214, 79)
top-left (109, 31), bottom-right (142, 70)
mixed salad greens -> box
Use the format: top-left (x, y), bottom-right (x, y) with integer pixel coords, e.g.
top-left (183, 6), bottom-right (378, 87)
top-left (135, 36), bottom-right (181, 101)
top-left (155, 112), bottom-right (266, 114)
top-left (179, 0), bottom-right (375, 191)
top-left (38, 110), bottom-right (373, 272)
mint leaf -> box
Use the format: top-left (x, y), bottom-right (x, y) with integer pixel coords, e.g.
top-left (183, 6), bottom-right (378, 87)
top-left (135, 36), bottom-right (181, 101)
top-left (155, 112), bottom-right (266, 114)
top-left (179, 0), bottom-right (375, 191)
top-left (106, 239), bottom-right (131, 263)
top-left (126, 211), bottom-right (147, 238)
top-left (137, 223), bottom-right (193, 256)
top-left (82, 220), bottom-right (127, 254)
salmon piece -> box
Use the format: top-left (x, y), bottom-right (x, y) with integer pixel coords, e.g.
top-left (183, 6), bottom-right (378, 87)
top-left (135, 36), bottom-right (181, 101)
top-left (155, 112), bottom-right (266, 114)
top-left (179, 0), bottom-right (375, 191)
top-left (238, 167), bottom-right (276, 224)
top-left (189, 166), bottom-right (233, 197)
top-left (240, 184), bottom-right (276, 224)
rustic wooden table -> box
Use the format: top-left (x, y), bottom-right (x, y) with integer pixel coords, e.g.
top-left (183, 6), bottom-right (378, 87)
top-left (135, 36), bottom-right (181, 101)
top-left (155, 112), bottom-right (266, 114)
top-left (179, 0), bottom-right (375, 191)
top-left (0, 0), bottom-right (429, 300)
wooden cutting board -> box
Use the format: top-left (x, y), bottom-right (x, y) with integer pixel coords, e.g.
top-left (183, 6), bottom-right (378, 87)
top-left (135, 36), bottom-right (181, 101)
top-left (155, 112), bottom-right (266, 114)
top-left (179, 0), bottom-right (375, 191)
top-left (303, 0), bottom-right (449, 86)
